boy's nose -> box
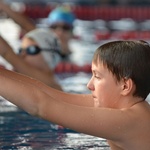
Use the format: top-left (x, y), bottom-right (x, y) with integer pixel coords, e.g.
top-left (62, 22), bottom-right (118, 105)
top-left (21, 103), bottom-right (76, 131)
top-left (87, 78), bottom-right (94, 91)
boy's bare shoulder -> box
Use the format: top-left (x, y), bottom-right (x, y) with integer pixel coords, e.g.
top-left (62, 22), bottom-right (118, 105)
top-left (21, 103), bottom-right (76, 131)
top-left (125, 101), bottom-right (150, 125)
top-left (111, 101), bottom-right (150, 150)
top-left (121, 101), bottom-right (150, 126)
top-left (132, 101), bottom-right (150, 112)
top-left (127, 101), bottom-right (150, 114)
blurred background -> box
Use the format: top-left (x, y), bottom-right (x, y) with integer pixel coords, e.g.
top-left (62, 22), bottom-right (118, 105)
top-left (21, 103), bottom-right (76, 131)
top-left (1, 0), bottom-right (150, 66)
top-left (1, 0), bottom-right (150, 91)
top-left (2, 0), bottom-right (150, 44)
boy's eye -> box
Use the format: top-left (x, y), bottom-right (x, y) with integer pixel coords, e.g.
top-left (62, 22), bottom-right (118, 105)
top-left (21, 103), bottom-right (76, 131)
top-left (94, 75), bottom-right (100, 79)
top-left (92, 71), bottom-right (101, 79)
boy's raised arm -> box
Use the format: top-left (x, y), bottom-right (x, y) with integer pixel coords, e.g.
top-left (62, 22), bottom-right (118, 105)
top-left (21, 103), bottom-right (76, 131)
top-left (0, 68), bottom-right (132, 141)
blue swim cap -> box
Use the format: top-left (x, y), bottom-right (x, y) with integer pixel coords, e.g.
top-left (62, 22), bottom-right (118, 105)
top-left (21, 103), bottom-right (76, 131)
top-left (47, 7), bottom-right (75, 27)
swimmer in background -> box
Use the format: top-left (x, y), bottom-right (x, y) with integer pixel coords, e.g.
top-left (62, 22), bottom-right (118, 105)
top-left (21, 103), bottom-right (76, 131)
top-left (0, 40), bottom-right (150, 150)
top-left (47, 6), bottom-right (75, 60)
top-left (0, 1), bottom-right (76, 60)
top-left (0, 28), bottom-right (62, 90)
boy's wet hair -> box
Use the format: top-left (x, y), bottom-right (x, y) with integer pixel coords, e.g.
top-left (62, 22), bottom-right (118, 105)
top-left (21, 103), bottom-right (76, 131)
top-left (93, 40), bottom-right (150, 99)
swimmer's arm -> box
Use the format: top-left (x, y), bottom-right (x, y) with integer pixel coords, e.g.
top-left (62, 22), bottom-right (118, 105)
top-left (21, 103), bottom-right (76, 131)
top-left (0, 1), bottom-right (36, 32)
top-left (0, 70), bottom-right (133, 141)
top-left (0, 36), bottom-right (62, 90)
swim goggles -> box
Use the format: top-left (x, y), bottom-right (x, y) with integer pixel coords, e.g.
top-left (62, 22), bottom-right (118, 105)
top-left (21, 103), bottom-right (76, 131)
top-left (18, 45), bottom-right (61, 55)
top-left (50, 24), bottom-right (72, 31)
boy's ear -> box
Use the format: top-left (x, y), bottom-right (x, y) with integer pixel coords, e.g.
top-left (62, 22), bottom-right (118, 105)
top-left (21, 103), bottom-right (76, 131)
top-left (121, 78), bottom-right (134, 96)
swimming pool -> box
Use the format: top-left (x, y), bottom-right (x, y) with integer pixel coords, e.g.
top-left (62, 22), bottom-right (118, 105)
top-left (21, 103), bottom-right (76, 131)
top-left (0, 72), bottom-right (110, 150)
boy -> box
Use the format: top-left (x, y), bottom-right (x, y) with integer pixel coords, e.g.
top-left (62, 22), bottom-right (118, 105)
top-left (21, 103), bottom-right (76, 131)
top-left (0, 40), bottom-right (150, 150)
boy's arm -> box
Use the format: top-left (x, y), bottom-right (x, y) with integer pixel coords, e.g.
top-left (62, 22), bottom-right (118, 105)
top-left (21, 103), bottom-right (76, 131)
top-left (0, 1), bottom-right (36, 32)
top-left (0, 68), bottom-right (94, 112)
top-left (0, 67), bottom-right (133, 141)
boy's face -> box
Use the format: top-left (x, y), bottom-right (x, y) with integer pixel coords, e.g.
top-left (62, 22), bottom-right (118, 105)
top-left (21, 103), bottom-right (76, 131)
top-left (87, 60), bottom-right (122, 108)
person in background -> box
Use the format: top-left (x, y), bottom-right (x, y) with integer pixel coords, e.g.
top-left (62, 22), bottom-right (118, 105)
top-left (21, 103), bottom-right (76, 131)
top-left (0, 40), bottom-right (150, 150)
top-left (47, 6), bottom-right (75, 60)
top-left (0, 1), bottom-right (76, 60)
top-left (0, 28), bottom-right (62, 90)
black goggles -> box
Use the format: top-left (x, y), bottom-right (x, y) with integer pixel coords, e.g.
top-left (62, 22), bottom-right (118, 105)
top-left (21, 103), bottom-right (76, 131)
top-left (18, 45), bottom-right (61, 55)
top-left (50, 24), bottom-right (72, 31)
